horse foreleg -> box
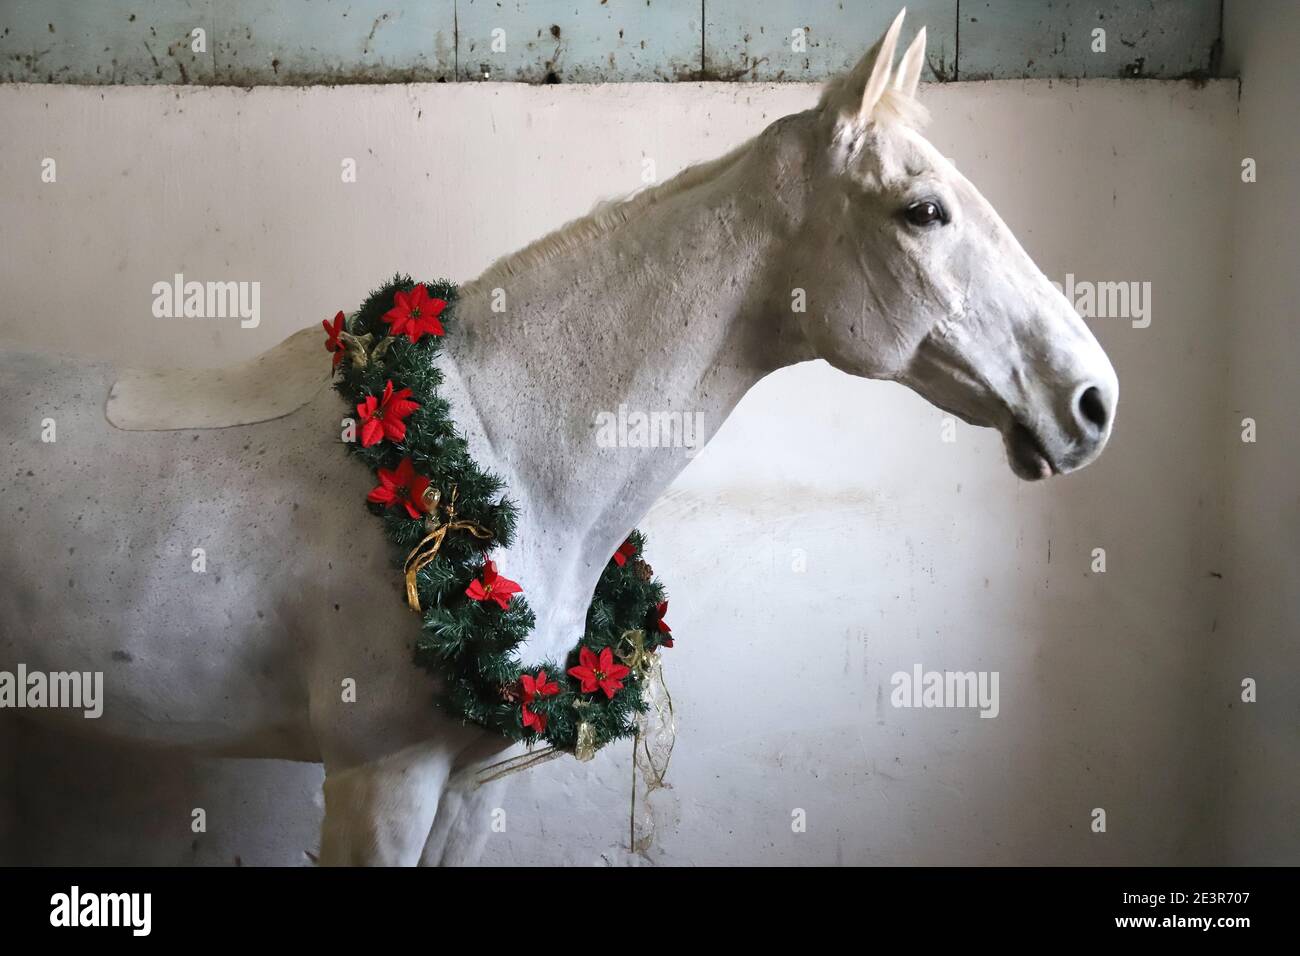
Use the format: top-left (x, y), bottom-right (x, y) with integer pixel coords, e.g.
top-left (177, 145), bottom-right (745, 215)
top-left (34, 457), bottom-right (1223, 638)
top-left (418, 776), bottom-right (509, 866)
top-left (319, 742), bottom-right (453, 866)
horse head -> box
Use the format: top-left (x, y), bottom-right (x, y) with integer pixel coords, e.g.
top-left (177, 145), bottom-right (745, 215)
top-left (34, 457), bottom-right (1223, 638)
top-left (781, 9), bottom-right (1118, 479)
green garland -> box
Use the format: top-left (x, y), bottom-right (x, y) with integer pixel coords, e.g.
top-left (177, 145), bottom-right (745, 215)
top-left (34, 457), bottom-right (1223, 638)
top-left (330, 275), bottom-right (673, 755)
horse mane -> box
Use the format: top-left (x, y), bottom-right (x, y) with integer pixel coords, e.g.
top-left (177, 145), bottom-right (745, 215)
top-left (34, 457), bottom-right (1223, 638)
top-left (816, 83), bottom-right (930, 131)
top-left (866, 87), bottom-right (929, 129)
top-left (460, 81), bottom-right (923, 299)
top-left (460, 139), bottom-right (753, 298)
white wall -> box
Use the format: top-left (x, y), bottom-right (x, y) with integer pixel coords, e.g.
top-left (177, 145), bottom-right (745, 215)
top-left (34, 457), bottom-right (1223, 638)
top-left (0, 74), bottom-right (1270, 865)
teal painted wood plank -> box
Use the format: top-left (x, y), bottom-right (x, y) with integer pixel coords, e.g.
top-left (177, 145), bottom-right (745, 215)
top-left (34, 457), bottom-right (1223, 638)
top-left (1, 0), bottom-right (217, 84)
top-left (958, 0), bottom-right (1222, 80)
top-left (456, 0), bottom-right (703, 82)
top-left (213, 0), bottom-right (454, 84)
top-left (705, 0), bottom-right (958, 82)
top-left (0, 0), bottom-right (455, 85)
top-left (0, 0), bottom-right (1227, 84)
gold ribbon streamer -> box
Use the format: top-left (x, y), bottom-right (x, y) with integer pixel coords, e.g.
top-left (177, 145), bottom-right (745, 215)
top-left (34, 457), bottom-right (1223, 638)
top-left (472, 746), bottom-right (562, 786)
top-left (618, 629), bottom-right (676, 855)
top-left (403, 486), bottom-right (495, 612)
top-left (574, 721), bottom-right (598, 762)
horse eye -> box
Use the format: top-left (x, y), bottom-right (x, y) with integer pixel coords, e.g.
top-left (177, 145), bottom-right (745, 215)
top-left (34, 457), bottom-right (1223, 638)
top-left (905, 199), bottom-right (947, 227)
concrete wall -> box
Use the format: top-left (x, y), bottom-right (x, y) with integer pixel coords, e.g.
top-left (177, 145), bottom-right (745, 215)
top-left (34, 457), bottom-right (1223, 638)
top-left (2, 71), bottom-right (1270, 864)
top-left (1217, 0), bottom-right (1300, 866)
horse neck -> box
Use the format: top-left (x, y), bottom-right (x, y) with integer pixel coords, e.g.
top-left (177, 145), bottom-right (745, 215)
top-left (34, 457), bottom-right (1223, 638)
top-left (445, 137), bottom-right (809, 534)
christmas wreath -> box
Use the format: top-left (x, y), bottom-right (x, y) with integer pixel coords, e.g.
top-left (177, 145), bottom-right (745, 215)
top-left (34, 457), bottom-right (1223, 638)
top-left (325, 276), bottom-right (673, 758)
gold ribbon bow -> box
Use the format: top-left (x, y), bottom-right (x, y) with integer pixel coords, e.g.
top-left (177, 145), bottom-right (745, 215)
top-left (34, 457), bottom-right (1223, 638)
top-left (617, 629), bottom-right (655, 676)
top-left (403, 486), bottom-right (495, 612)
top-left (337, 329), bottom-right (395, 369)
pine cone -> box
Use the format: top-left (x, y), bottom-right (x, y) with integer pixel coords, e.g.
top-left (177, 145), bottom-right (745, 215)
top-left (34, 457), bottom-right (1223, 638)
top-left (634, 559), bottom-right (653, 582)
top-left (499, 682), bottom-right (521, 704)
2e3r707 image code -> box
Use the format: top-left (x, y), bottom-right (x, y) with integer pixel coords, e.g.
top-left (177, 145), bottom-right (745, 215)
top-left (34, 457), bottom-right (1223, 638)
top-left (1125, 891), bottom-right (1251, 906)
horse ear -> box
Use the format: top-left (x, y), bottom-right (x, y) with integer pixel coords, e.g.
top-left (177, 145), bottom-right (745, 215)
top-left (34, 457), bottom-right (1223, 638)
top-left (893, 25), bottom-right (926, 100)
top-left (819, 8), bottom-right (906, 129)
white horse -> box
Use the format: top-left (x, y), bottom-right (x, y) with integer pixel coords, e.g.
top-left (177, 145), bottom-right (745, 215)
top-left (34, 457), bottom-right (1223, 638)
top-left (0, 11), bottom-right (1116, 865)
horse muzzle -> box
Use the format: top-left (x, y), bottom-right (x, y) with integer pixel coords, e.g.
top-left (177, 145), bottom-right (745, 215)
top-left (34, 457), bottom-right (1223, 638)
top-left (1004, 373), bottom-right (1117, 481)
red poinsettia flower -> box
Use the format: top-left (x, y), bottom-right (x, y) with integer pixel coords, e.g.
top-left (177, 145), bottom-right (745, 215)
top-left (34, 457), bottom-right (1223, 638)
top-left (323, 311), bottom-right (346, 368)
top-left (519, 669), bottom-right (559, 734)
top-left (465, 559), bottom-right (522, 610)
top-left (381, 285), bottom-right (446, 343)
top-left (567, 646), bottom-right (631, 700)
top-left (612, 539), bottom-right (637, 567)
top-left (654, 601), bottom-right (671, 633)
top-left (520, 669), bottom-right (559, 703)
top-left (357, 380), bottom-right (421, 448)
top-left (654, 601), bottom-right (673, 647)
top-left (365, 456), bottom-right (431, 520)
top-left (521, 703), bottom-right (547, 733)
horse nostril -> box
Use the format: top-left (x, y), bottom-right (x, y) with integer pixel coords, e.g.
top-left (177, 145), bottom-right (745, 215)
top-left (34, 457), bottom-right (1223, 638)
top-left (1077, 385), bottom-right (1109, 432)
